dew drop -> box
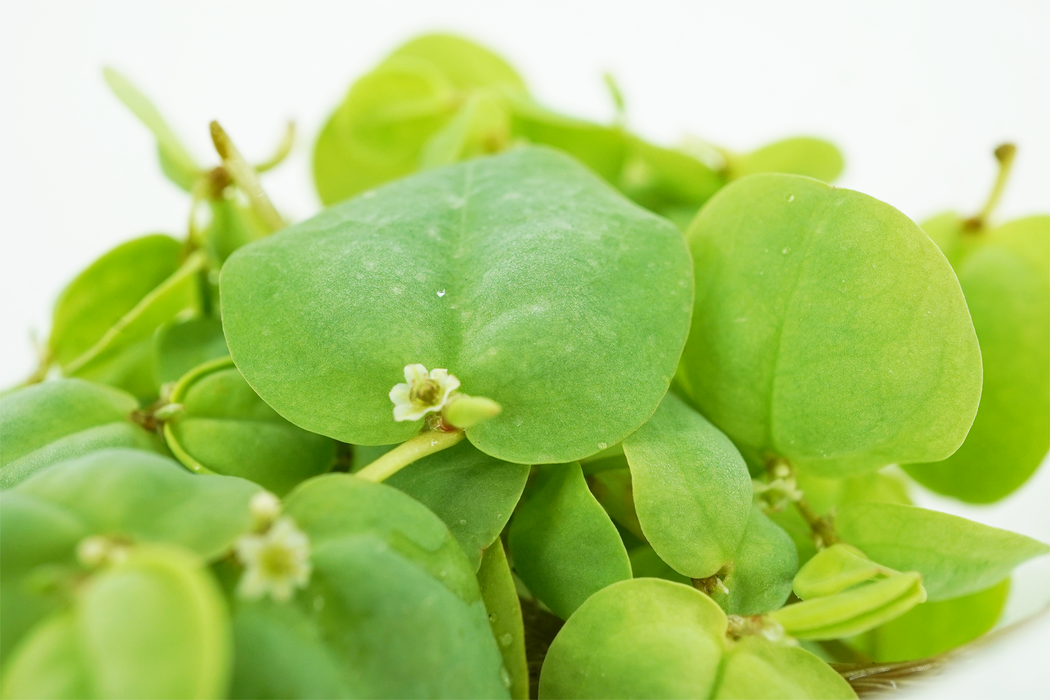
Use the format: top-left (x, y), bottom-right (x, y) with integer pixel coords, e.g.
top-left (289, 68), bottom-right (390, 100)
top-left (437, 289), bottom-right (446, 297)
top-left (787, 194), bottom-right (795, 202)
top-left (489, 613), bottom-right (498, 623)
top-left (597, 442), bottom-right (608, 450)
top-left (459, 519), bottom-right (467, 525)
top-left (500, 667), bottom-right (512, 688)
top-left (499, 633), bottom-right (513, 647)
top-left (782, 247), bottom-right (791, 254)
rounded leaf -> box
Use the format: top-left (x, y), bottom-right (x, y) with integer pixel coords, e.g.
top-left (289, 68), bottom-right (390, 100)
top-left (163, 358), bottom-right (335, 495)
top-left (223, 147), bottom-right (693, 464)
top-left (713, 636), bottom-right (856, 699)
top-left (230, 474), bottom-right (508, 699)
top-left (678, 174), bottom-right (982, 476)
top-left (14, 448), bottom-right (261, 559)
top-left (1, 544), bottom-right (230, 700)
top-left (906, 215), bottom-right (1049, 502)
top-left (0, 379), bottom-right (161, 488)
top-left (539, 578), bottom-right (727, 699)
top-left (623, 393), bottom-right (752, 578)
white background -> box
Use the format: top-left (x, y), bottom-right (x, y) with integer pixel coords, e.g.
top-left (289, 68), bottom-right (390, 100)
top-left (1, 1), bottom-right (1047, 697)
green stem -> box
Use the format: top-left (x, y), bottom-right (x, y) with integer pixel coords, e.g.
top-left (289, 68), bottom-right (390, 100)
top-left (209, 121), bottom-right (285, 233)
top-left (795, 498), bottom-right (839, 549)
top-left (965, 143), bottom-right (1016, 230)
top-left (355, 429), bottom-right (465, 483)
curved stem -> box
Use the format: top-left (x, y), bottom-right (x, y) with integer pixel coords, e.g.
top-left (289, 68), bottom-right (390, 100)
top-left (795, 498), bottom-right (839, 549)
top-left (965, 143), bottom-right (1016, 231)
top-left (209, 121), bottom-right (285, 233)
top-left (355, 429), bottom-right (465, 483)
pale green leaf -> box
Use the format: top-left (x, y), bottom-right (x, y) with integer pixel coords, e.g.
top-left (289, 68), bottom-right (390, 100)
top-left (678, 174), bottom-right (982, 476)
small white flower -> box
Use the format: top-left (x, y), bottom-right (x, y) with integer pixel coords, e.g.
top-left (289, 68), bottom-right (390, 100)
top-left (235, 517), bottom-right (312, 602)
top-left (389, 363), bottom-right (461, 422)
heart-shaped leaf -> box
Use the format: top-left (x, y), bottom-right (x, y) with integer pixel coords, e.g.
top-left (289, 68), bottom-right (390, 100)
top-left (906, 215), bottom-right (1049, 502)
top-left (834, 502), bottom-right (1049, 601)
top-left (507, 463), bottom-right (631, 619)
top-left (678, 174), bottom-right (982, 476)
top-left (14, 448), bottom-right (261, 559)
top-left (623, 392), bottom-right (752, 578)
top-left (163, 358), bottom-right (335, 495)
top-left (223, 147), bottom-right (693, 464)
top-left (0, 544), bottom-right (230, 700)
top-left (384, 440), bottom-right (529, 569)
top-left (0, 379), bottom-right (162, 488)
top-left (229, 474), bottom-right (509, 699)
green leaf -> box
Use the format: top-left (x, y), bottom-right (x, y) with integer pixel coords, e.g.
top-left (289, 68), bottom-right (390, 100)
top-left (538, 578), bottom-right (727, 699)
top-left (230, 474), bottom-right (508, 699)
top-left (851, 578), bottom-right (1010, 662)
top-left (793, 544), bottom-right (892, 600)
top-left (586, 462), bottom-right (646, 542)
top-left (835, 502), bottom-right (1049, 601)
top-left (384, 33), bottom-right (526, 92)
top-left (14, 448), bottom-right (261, 559)
top-left (49, 234), bottom-right (203, 397)
top-left (478, 540), bottom-right (529, 700)
top-left (627, 545), bottom-right (690, 585)
top-left (617, 136), bottom-right (725, 212)
top-left (224, 147), bottom-right (693, 464)
top-left (0, 492), bottom-right (87, 662)
top-left (419, 92), bottom-right (511, 169)
top-left (163, 358), bottom-right (335, 495)
top-left (103, 68), bottom-right (201, 192)
top-left (385, 440), bottom-right (529, 569)
top-left (771, 572), bottom-right (926, 640)
top-left (508, 99), bottom-right (627, 182)
top-left (906, 215), bottom-right (1050, 502)
top-left (713, 636), bottom-right (856, 699)
top-left (203, 197), bottom-right (271, 264)
top-left (153, 316), bottom-right (230, 387)
top-left (0, 379), bottom-right (161, 488)
top-left (711, 507), bottom-right (797, 615)
top-left (728, 137), bottom-right (845, 183)
top-left (507, 463), bottom-right (631, 619)
top-left (677, 174), bottom-right (982, 476)
top-left (312, 56), bottom-right (459, 204)
top-left (2, 545), bottom-right (230, 699)
top-left (623, 393), bottom-right (752, 578)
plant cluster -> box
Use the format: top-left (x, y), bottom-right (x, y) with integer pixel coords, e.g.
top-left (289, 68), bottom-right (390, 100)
top-left (1, 33), bottom-right (1048, 699)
